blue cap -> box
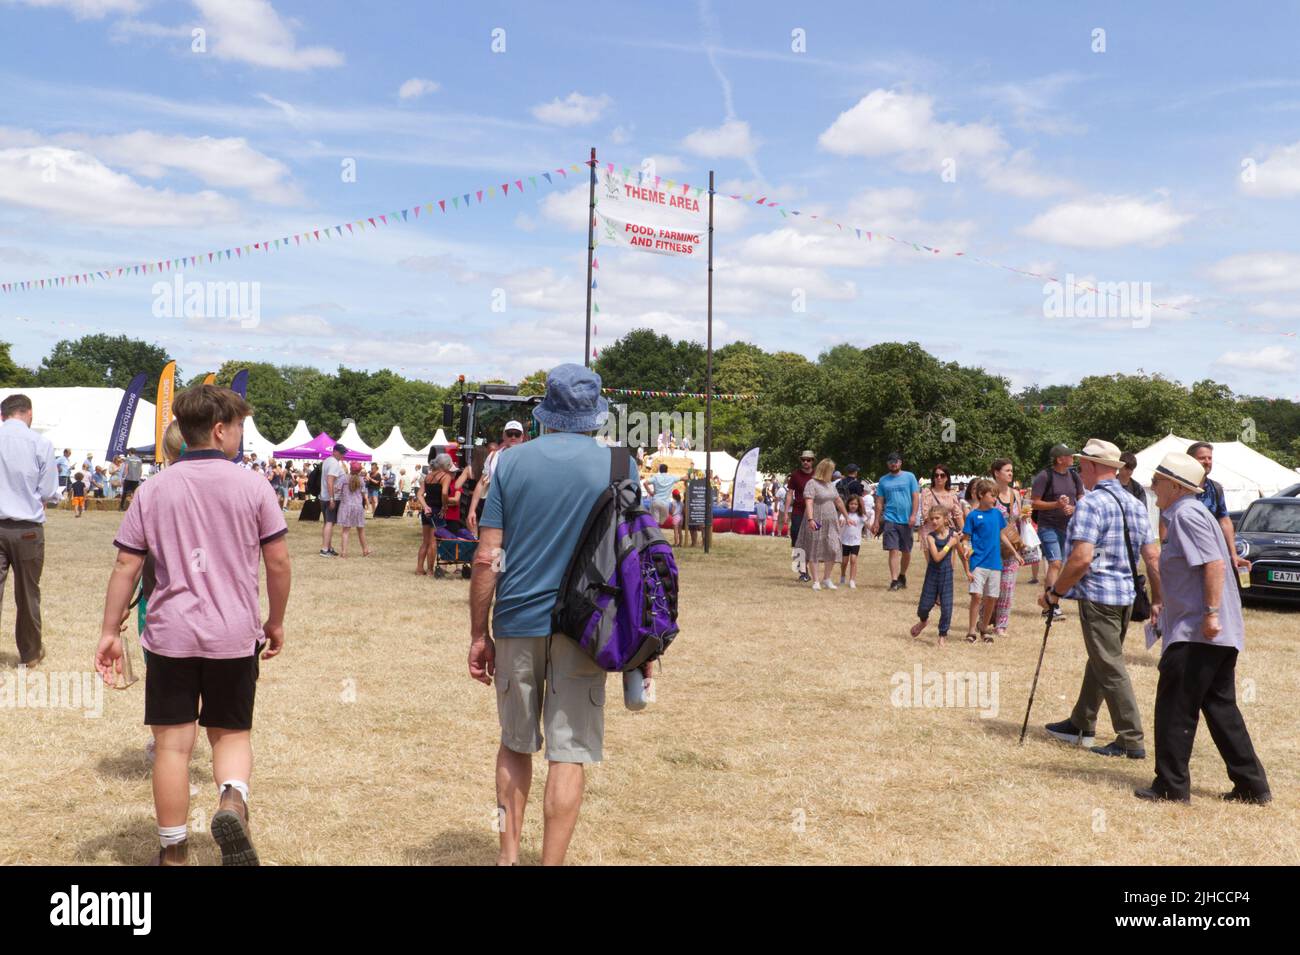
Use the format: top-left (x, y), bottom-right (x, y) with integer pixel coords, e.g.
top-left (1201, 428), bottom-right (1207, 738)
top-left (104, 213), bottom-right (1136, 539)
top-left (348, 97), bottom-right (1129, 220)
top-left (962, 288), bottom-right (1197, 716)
top-left (533, 363), bottom-right (609, 433)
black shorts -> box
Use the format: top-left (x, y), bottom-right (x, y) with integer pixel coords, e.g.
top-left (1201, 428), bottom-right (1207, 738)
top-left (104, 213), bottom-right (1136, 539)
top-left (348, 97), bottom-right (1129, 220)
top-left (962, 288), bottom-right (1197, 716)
top-left (143, 644), bottom-right (263, 730)
top-left (841, 544), bottom-right (861, 557)
top-left (420, 510), bottom-right (445, 529)
top-left (322, 500), bottom-right (340, 523)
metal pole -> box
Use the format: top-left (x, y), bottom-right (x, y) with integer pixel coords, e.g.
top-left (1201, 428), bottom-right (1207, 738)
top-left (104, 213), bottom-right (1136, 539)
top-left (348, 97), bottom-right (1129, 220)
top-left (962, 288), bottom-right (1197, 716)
top-left (704, 170), bottom-right (714, 554)
top-left (584, 146), bottom-right (596, 367)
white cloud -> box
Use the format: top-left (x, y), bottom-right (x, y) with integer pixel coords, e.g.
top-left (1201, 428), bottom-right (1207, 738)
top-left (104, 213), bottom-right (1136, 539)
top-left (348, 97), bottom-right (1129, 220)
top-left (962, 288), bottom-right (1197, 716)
top-left (44, 130), bottom-right (302, 204)
top-left (681, 119), bottom-right (758, 159)
top-left (640, 154), bottom-right (686, 177)
top-left (1021, 196), bottom-right (1191, 248)
top-left (1207, 252), bottom-right (1300, 293)
top-left (531, 92), bottom-right (612, 126)
top-left (109, 18), bottom-right (191, 42)
top-left (819, 89), bottom-right (1005, 167)
top-left (1250, 301), bottom-right (1300, 320)
top-left (819, 89), bottom-right (1073, 198)
top-left (609, 125), bottom-right (633, 145)
top-left (981, 149), bottom-right (1075, 198)
top-left (1241, 141), bottom-right (1300, 198)
top-left (1216, 345), bottom-right (1296, 375)
top-left (253, 92), bottom-right (304, 126)
top-left (191, 0), bottom-right (344, 71)
top-left (0, 145), bottom-right (240, 226)
top-left (6, 0), bottom-right (140, 18)
top-left (396, 253), bottom-right (481, 284)
top-left (398, 77), bottom-right (439, 100)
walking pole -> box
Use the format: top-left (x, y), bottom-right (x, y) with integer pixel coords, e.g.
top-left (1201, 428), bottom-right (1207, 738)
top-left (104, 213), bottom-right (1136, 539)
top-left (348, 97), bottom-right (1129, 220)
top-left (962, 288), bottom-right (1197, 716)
top-left (1018, 611), bottom-right (1054, 745)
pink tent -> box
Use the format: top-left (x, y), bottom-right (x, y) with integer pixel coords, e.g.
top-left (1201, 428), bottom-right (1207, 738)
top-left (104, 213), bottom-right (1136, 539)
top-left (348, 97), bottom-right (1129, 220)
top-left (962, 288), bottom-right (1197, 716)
top-left (274, 432), bottom-right (372, 461)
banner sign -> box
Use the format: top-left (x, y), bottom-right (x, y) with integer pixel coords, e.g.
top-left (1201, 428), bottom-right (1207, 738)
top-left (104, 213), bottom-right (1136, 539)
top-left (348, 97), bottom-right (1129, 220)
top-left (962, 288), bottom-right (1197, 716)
top-left (598, 166), bottom-right (705, 218)
top-left (687, 479), bottom-right (709, 528)
top-left (596, 211), bottom-right (706, 258)
top-left (731, 447), bottom-right (760, 514)
top-left (106, 372), bottom-right (147, 460)
top-left (230, 368), bottom-right (249, 462)
top-left (154, 360), bottom-right (176, 456)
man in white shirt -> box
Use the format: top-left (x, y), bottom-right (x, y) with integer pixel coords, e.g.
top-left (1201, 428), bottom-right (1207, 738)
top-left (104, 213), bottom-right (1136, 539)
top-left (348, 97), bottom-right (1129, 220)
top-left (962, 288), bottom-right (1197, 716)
top-left (465, 421), bottom-right (526, 535)
top-left (319, 444), bottom-right (348, 557)
top-left (0, 394), bottom-right (61, 666)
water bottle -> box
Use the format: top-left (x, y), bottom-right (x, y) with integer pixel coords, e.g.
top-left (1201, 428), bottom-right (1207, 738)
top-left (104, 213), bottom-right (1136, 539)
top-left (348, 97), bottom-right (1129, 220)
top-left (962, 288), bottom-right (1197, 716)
top-left (623, 670), bottom-right (648, 711)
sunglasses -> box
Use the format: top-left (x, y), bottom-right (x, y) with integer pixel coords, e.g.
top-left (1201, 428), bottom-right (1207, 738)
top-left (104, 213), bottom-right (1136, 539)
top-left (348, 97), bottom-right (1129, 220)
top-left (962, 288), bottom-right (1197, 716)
top-left (800, 457), bottom-right (814, 462)
top-left (505, 430), bottom-right (523, 437)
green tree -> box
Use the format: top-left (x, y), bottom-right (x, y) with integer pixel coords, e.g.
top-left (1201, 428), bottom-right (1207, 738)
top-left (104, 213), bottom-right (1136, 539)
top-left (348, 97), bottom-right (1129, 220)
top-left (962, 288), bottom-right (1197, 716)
top-left (0, 341), bottom-right (30, 387)
top-left (35, 335), bottom-right (174, 395)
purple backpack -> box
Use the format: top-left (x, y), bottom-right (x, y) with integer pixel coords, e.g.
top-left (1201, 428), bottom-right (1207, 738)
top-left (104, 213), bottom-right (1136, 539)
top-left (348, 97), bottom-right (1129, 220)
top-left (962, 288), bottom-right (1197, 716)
top-left (552, 449), bottom-right (679, 672)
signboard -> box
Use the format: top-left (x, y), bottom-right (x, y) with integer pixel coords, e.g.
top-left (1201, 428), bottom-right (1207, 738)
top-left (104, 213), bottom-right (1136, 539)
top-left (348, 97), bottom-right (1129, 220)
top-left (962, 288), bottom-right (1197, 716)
top-left (687, 478), bottom-right (709, 527)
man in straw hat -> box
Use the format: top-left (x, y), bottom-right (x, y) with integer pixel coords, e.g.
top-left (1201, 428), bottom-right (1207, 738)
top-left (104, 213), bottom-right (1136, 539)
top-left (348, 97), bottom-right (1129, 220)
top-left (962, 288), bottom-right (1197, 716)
top-left (1133, 452), bottom-right (1271, 804)
top-left (1040, 439), bottom-right (1162, 758)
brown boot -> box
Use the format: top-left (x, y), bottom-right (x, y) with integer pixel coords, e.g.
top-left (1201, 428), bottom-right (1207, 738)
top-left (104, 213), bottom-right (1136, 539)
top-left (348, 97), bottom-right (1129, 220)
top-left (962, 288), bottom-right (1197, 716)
top-left (149, 840), bottom-right (189, 866)
top-left (211, 785), bottom-right (259, 866)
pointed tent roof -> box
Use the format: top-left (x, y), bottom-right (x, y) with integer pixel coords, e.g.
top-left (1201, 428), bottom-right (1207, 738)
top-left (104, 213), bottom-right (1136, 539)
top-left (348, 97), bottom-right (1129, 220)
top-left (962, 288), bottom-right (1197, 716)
top-left (372, 425), bottom-right (421, 465)
top-left (273, 419), bottom-right (313, 452)
top-left (275, 432), bottom-right (372, 461)
top-left (338, 421), bottom-right (375, 456)
top-left (417, 428), bottom-right (450, 457)
top-left (242, 416), bottom-right (277, 462)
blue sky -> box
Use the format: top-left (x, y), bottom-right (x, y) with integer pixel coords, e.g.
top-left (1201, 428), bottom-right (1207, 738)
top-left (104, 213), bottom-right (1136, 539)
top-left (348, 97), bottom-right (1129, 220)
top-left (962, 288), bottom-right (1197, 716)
top-left (1, 0), bottom-right (1298, 396)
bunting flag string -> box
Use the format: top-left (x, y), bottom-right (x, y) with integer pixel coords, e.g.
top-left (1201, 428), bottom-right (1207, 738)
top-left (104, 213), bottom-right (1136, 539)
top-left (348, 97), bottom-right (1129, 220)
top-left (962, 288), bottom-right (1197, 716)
top-left (597, 155), bottom-right (1299, 343)
top-left (602, 388), bottom-right (757, 400)
top-left (0, 161), bottom-right (592, 295)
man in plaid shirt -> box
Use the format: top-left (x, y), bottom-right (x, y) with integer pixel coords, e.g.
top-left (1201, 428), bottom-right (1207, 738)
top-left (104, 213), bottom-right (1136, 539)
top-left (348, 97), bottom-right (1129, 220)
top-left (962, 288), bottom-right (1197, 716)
top-left (1040, 439), bottom-right (1162, 758)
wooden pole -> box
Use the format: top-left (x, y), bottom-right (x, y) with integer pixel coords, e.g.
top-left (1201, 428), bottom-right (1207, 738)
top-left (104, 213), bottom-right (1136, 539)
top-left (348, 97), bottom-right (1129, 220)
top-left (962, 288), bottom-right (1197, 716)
top-left (584, 146), bottom-right (596, 367)
top-left (704, 169), bottom-right (714, 554)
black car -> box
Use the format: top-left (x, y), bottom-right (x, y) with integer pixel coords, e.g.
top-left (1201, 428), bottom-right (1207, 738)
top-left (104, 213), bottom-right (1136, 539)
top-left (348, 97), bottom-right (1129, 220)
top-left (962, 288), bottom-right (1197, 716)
top-left (1229, 482), bottom-right (1300, 530)
top-left (1235, 497), bottom-right (1300, 603)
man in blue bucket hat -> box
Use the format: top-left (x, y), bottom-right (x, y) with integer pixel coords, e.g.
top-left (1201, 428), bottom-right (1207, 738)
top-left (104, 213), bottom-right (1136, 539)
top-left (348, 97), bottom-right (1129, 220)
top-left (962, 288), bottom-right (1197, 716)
top-left (468, 363), bottom-right (619, 865)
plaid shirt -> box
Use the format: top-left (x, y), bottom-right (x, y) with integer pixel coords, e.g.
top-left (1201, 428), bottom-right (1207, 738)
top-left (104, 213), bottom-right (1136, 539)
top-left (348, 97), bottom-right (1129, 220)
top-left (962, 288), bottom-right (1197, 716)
top-left (1063, 477), bottom-right (1155, 606)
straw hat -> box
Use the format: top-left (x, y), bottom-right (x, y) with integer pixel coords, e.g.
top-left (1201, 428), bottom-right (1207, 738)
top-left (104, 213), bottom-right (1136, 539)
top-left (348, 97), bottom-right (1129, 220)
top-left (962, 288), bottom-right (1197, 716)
top-left (1076, 438), bottom-right (1124, 469)
top-left (1152, 451), bottom-right (1205, 492)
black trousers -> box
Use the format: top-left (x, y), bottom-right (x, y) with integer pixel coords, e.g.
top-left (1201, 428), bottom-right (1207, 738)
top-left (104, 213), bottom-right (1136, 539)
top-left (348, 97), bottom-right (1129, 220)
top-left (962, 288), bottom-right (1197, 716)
top-left (1153, 642), bottom-right (1269, 799)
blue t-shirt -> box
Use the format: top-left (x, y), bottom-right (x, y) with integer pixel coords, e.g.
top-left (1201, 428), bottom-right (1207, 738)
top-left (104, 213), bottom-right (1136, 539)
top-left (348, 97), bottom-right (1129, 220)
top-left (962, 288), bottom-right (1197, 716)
top-left (1196, 478), bottom-right (1227, 521)
top-left (649, 472), bottom-right (676, 503)
top-left (57, 456), bottom-right (71, 479)
top-left (963, 506), bottom-right (1007, 572)
top-left (481, 432), bottom-right (622, 638)
top-left (875, 471), bottom-right (920, 524)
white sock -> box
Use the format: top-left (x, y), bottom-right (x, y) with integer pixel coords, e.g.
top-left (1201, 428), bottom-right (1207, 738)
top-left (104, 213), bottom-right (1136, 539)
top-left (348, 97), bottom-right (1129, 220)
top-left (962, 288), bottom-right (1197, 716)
top-left (220, 779), bottom-right (250, 803)
top-left (158, 823), bottom-right (188, 847)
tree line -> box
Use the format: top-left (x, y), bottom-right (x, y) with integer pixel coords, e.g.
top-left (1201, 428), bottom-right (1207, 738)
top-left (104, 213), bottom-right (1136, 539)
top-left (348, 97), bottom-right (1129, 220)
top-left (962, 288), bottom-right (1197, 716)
top-left (4, 332), bottom-right (1298, 476)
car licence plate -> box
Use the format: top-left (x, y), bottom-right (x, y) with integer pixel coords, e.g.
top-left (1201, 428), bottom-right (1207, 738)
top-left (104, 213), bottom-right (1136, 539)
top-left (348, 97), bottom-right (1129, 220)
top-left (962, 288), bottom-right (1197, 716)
top-left (1268, 570), bottom-right (1300, 583)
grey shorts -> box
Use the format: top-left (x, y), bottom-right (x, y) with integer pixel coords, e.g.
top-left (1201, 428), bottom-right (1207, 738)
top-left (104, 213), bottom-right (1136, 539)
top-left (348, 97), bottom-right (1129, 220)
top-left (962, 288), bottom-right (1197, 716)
top-left (495, 633), bottom-right (608, 763)
top-left (881, 520), bottom-right (914, 552)
top-left (969, 566), bottom-right (1002, 597)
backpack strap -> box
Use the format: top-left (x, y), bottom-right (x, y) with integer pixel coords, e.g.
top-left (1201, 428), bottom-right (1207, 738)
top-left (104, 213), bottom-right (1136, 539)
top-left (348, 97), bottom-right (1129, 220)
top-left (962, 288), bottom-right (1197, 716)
top-left (1098, 485), bottom-right (1140, 580)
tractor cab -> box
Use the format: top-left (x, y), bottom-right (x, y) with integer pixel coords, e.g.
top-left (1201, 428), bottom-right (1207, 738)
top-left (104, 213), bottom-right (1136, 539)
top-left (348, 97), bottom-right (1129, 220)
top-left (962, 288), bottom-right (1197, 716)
top-left (438, 381), bottom-right (544, 477)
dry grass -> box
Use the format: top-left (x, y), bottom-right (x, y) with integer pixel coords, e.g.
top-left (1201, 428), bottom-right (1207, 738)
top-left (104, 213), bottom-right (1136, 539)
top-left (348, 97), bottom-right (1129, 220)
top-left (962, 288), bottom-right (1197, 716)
top-left (1, 509), bottom-right (1296, 865)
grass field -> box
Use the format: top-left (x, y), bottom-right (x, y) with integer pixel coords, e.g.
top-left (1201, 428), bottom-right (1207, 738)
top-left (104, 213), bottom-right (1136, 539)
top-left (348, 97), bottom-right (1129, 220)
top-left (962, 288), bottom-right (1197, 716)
top-left (1, 508), bottom-right (1295, 865)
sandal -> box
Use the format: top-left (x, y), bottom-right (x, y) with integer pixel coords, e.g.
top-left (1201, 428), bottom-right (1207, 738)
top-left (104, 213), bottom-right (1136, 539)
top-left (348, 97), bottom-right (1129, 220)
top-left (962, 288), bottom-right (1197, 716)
top-left (981, 631), bottom-right (995, 643)
top-left (965, 632), bottom-right (978, 643)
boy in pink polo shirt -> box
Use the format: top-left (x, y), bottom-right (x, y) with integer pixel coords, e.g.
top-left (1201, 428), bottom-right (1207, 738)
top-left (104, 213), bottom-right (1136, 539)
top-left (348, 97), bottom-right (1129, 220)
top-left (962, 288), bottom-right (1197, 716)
top-left (95, 385), bottom-right (292, 866)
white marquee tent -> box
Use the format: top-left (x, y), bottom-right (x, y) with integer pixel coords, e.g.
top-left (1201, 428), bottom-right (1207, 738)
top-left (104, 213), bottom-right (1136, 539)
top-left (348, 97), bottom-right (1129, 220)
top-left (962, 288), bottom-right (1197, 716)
top-left (372, 425), bottom-right (424, 470)
top-left (417, 428), bottom-right (450, 462)
top-left (272, 419), bottom-right (313, 453)
top-left (337, 421), bottom-right (375, 457)
top-left (1134, 434), bottom-right (1300, 512)
top-left (0, 386), bottom-right (156, 459)
top-left (241, 417), bottom-right (278, 462)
